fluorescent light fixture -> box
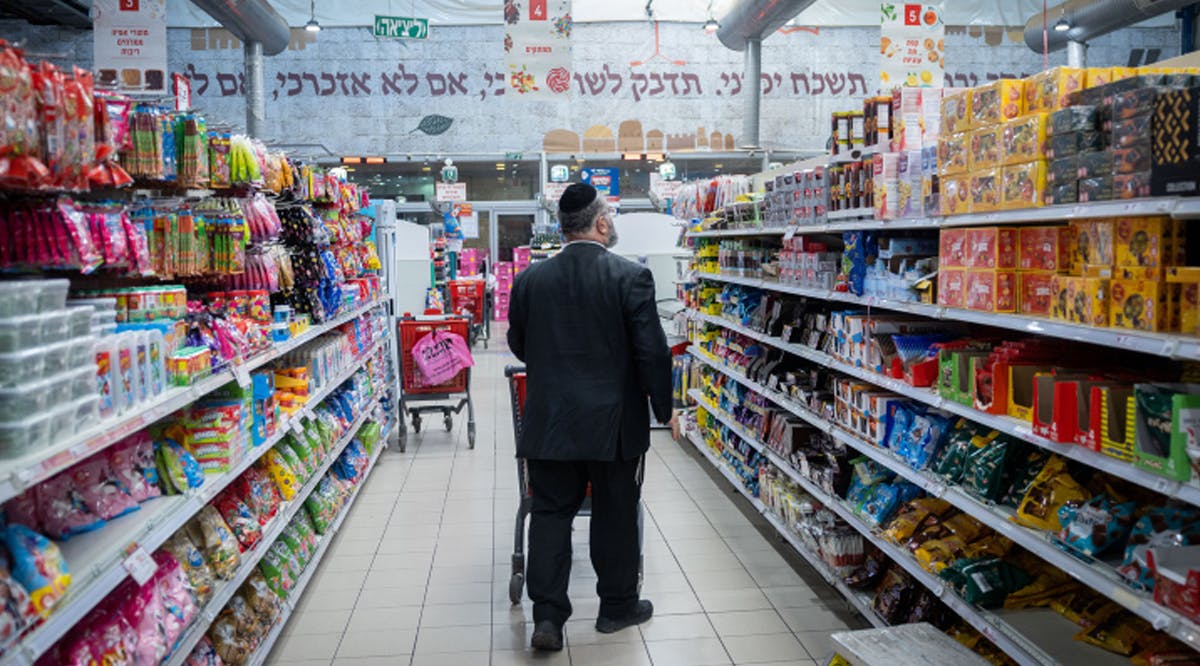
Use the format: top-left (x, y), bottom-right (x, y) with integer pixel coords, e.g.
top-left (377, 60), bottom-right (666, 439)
top-left (1054, 16), bottom-right (1070, 32)
top-left (306, 0), bottom-right (321, 31)
top-left (341, 157), bottom-right (363, 164)
top-left (364, 157), bottom-right (386, 164)
top-left (622, 152), bottom-right (642, 160)
top-left (703, 18), bottom-right (719, 34)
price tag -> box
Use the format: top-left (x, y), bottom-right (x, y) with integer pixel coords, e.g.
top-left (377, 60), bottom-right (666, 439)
top-left (13, 467), bottom-right (36, 489)
top-left (782, 226), bottom-right (798, 241)
top-left (123, 545), bottom-right (158, 585)
top-left (232, 362), bottom-right (252, 389)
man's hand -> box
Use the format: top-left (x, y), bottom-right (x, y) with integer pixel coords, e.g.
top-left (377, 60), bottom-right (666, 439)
top-left (669, 413), bottom-right (681, 441)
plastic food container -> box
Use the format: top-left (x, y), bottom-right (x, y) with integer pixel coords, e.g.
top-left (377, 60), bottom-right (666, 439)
top-left (0, 314), bottom-right (44, 352)
top-left (67, 335), bottom-right (96, 369)
top-left (0, 413), bottom-right (49, 458)
top-left (47, 401), bottom-right (75, 442)
top-left (0, 283), bottom-right (38, 318)
top-left (0, 381), bottom-right (49, 422)
top-left (41, 340), bottom-right (72, 376)
top-left (66, 365), bottom-right (94, 401)
top-left (71, 396), bottom-right (97, 427)
top-left (39, 310), bottom-right (70, 344)
top-left (0, 347), bottom-right (44, 388)
top-left (34, 279), bottom-right (69, 312)
top-left (66, 306), bottom-right (93, 337)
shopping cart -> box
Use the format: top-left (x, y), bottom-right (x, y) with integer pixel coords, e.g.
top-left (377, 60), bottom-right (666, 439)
top-left (504, 365), bottom-right (643, 605)
top-left (447, 279), bottom-right (489, 348)
top-left (397, 314), bottom-right (476, 451)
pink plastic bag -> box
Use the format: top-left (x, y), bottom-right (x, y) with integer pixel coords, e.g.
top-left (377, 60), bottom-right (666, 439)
top-left (411, 330), bottom-right (473, 387)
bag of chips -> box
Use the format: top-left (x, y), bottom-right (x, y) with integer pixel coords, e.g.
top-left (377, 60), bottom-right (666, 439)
top-left (0, 551), bottom-right (36, 649)
top-left (4, 524), bottom-right (70, 617)
top-left (214, 490), bottom-right (262, 551)
top-left (188, 506), bottom-right (241, 579)
top-left (258, 449), bottom-right (299, 501)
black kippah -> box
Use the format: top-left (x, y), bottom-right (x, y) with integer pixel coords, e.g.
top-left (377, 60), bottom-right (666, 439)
top-left (559, 182), bottom-right (598, 215)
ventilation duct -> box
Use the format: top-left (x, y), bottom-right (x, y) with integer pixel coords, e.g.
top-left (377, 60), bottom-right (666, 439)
top-left (189, 0), bottom-right (291, 56)
top-left (1024, 0), bottom-right (1194, 54)
top-left (716, 0), bottom-right (818, 51)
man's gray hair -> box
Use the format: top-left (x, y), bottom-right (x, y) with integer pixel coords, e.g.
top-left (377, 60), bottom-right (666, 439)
top-left (559, 197), bottom-right (606, 237)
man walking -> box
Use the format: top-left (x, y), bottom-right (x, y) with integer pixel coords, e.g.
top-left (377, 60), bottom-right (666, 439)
top-left (507, 182), bottom-right (674, 651)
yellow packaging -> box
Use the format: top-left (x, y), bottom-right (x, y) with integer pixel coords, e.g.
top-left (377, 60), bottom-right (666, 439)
top-left (1025, 68), bottom-right (1085, 111)
top-left (969, 126), bottom-right (1001, 171)
top-left (941, 175), bottom-right (970, 216)
top-left (941, 88), bottom-right (971, 135)
top-left (1110, 279), bottom-right (1169, 331)
top-left (1110, 67), bottom-right (1138, 81)
top-left (1086, 68), bottom-right (1114, 88)
top-left (1114, 216), bottom-right (1170, 271)
top-left (1001, 113), bottom-right (1048, 166)
top-left (938, 132), bottom-right (969, 176)
top-left (1001, 161), bottom-right (1047, 210)
top-left (970, 79), bottom-right (1025, 128)
top-left (1050, 275), bottom-right (1109, 327)
top-left (1176, 282), bottom-right (1200, 335)
top-left (969, 168), bottom-right (1002, 213)
top-left (1068, 219), bottom-right (1115, 277)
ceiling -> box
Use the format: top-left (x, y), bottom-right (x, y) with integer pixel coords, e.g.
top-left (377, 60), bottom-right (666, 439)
top-left (0, 0), bottom-right (91, 28)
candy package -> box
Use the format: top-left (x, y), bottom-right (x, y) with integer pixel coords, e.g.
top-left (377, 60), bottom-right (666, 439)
top-left (122, 578), bottom-right (170, 665)
top-left (183, 636), bottom-right (224, 666)
top-left (36, 471), bottom-right (104, 539)
top-left (1014, 456), bottom-right (1091, 532)
top-left (860, 482), bottom-right (922, 526)
top-left (258, 541), bottom-right (298, 597)
top-left (241, 570), bottom-right (282, 621)
top-left (161, 532), bottom-right (215, 605)
top-left (207, 612), bottom-right (249, 666)
top-left (1119, 506), bottom-right (1200, 590)
top-left (70, 455), bottom-right (139, 521)
top-left (109, 433), bottom-right (161, 503)
top-left (872, 567), bottom-right (916, 623)
top-left (258, 450), bottom-right (299, 501)
top-left (156, 437), bottom-right (206, 494)
top-left (939, 557), bottom-right (1031, 608)
top-left (961, 437), bottom-right (1014, 502)
top-left (188, 506), bottom-right (241, 579)
top-left (1057, 492), bottom-right (1137, 557)
top-left (0, 554), bottom-right (36, 648)
top-left (214, 490), bottom-right (263, 551)
top-left (153, 551), bottom-right (199, 648)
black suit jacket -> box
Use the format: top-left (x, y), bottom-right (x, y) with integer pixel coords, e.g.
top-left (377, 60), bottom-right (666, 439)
top-left (507, 242), bottom-right (673, 461)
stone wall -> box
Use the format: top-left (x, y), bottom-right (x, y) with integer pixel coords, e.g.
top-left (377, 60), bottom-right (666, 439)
top-left (0, 20), bottom-right (1181, 156)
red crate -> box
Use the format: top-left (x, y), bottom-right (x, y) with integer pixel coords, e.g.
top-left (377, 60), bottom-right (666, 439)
top-left (398, 317), bottom-right (470, 394)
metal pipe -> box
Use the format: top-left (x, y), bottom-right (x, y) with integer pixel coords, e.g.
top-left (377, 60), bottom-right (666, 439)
top-left (189, 0), bottom-right (291, 56)
top-left (717, 0), bottom-right (818, 51)
top-left (1025, 0), bottom-right (1196, 54)
top-left (742, 37), bottom-right (762, 148)
top-left (1067, 39), bottom-right (1088, 67)
top-left (244, 41), bottom-right (265, 138)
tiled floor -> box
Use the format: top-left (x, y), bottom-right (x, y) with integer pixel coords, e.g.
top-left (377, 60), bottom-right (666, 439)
top-left (265, 332), bottom-right (864, 665)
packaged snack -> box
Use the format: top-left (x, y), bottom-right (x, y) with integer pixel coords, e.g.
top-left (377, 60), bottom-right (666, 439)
top-left (965, 269), bottom-right (1017, 313)
top-left (161, 532), bottom-right (215, 605)
top-left (121, 577), bottom-right (171, 665)
top-left (1113, 86), bottom-right (1168, 121)
top-left (156, 437), bottom-right (205, 494)
top-left (258, 541), bottom-right (298, 597)
top-left (70, 455), bottom-right (139, 521)
top-left (941, 89), bottom-right (971, 135)
top-left (258, 450), bottom-right (299, 501)
top-left (1018, 272), bottom-right (1056, 316)
top-left (872, 567), bottom-right (916, 623)
top-left (1027, 67), bottom-right (1085, 112)
top-left (1057, 493), bottom-right (1137, 557)
top-left (1049, 182), bottom-right (1078, 206)
top-left (939, 557), bottom-right (1032, 608)
top-left (1083, 176), bottom-right (1113, 204)
top-left (1018, 226), bottom-right (1063, 272)
top-left (1119, 506), bottom-right (1200, 590)
top-left (187, 506), bottom-right (240, 579)
top-left (0, 556), bottom-right (35, 647)
top-left (937, 269), bottom-right (966, 308)
top-left (240, 570), bottom-right (282, 620)
top-left (937, 132), bottom-right (969, 176)
top-left (1075, 609), bottom-right (1147, 656)
top-left (1114, 217), bottom-right (1170, 271)
top-left (1114, 143), bottom-right (1151, 175)
top-left (969, 169), bottom-right (1001, 213)
top-left (1114, 171), bottom-right (1151, 200)
top-left (1050, 106), bottom-right (1099, 135)
top-left (36, 471), bottom-right (104, 539)
top-left (1077, 149), bottom-right (1115, 179)
top-left (239, 468), bottom-right (281, 526)
top-left (276, 441), bottom-right (307, 483)
top-left (860, 482), bottom-right (922, 526)
top-left (1047, 155), bottom-right (1079, 185)
top-left (961, 437), bottom-right (1014, 501)
top-left (1048, 131), bottom-right (1107, 159)
top-left (214, 490), bottom-right (262, 551)
top-left (1069, 220), bottom-right (1115, 276)
top-left (940, 175), bottom-right (970, 216)
top-left (1111, 279), bottom-right (1168, 331)
top-left (1001, 161), bottom-right (1047, 210)
top-left (1051, 275), bottom-right (1110, 326)
top-left (184, 636), bottom-right (224, 666)
top-left (207, 612), bottom-right (249, 665)
top-left (1002, 114), bottom-right (1048, 165)
top-left (971, 79), bottom-right (1024, 127)
top-left (109, 433), bottom-right (161, 503)
top-left (1013, 456), bottom-right (1091, 531)
top-left (969, 126), bottom-right (1001, 171)
top-left (153, 551), bottom-right (199, 648)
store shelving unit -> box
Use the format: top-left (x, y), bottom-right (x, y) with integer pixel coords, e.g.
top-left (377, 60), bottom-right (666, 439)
top-left (164, 396), bottom-right (389, 666)
top-left (686, 391), bottom-right (1129, 666)
top-left (0, 297), bottom-right (390, 505)
top-left (4, 317), bottom-right (393, 666)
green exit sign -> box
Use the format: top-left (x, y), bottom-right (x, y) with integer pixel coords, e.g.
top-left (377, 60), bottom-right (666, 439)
top-left (505, 152), bottom-right (523, 160)
top-left (374, 15), bottom-right (429, 39)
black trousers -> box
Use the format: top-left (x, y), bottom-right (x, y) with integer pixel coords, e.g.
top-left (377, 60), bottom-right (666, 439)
top-left (526, 457), bottom-right (642, 627)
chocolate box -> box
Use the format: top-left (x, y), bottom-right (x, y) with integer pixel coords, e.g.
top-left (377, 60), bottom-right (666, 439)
top-left (965, 268), bottom-right (1017, 312)
top-left (1001, 161), bottom-right (1047, 210)
top-left (1151, 87), bottom-right (1200, 197)
top-left (938, 268), bottom-right (966, 308)
top-left (965, 227), bottom-right (1017, 269)
top-left (1018, 226), bottom-right (1063, 271)
top-left (1018, 271), bottom-right (1056, 315)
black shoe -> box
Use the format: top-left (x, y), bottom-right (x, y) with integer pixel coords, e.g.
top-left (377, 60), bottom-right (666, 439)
top-left (531, 620), bottom-right (564, 651)
top-left (595, 599), bottom-right (654, 634)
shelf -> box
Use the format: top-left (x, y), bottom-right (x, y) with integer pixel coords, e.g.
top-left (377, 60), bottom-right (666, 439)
top-left (686, 310), bottom-right (1200, 506)
top-left (691, 271), bottom-right (1200, 361)
top-left (8, 336), bottom-right (391, 666)
top-left (679, 428), bottom-right (884, 630)
top-left (686, 353), bottom-right (1200, 655)
top-left (682, 424), bottom-right (1054, 666)
top-left (164, 394), bottom-right (387, 666)
top-left (0, 297), bottom-right (391, 506)
top-left (244, 429), bottom-right (388, 666)
top-left (686, 227), bottom-right (787, 239)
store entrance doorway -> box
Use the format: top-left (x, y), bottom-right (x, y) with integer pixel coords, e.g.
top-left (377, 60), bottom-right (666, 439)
top-left (496, 213), bottom-right (535, 262)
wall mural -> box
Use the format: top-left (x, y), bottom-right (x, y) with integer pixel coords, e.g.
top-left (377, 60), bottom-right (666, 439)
top-left (0, 19), bottom-right (1180, 156)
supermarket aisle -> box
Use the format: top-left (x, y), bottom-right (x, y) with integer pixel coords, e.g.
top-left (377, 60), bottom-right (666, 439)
top-left (266, 331), bottom-right (864, 666)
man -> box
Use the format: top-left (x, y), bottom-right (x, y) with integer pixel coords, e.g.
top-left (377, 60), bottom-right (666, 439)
top-left (507, 182), bottom-right (674, 652)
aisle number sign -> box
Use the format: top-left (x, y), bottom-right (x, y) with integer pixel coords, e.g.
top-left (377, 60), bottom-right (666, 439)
top-left (880, 2), bottom-right (944, 91)
top-left (436, 182), bottom-right (467, 202)
top-left (93, 0), bottom-right (168, 93)
top-left (374, 15), bottom-right (430, 40)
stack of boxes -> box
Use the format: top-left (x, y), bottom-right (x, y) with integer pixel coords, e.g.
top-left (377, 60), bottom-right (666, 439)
top-left (494, 261), bottom-right (514, 321)
top-left (513, 247), bottom-right (532, 273)
top-left (872, 87), bottom-right (945, 220)
top-left (458, 248), bottom-right (481, 277)
top-left (778, 236), bottom-right (839, 290)
top-left (765, 168), bottom-right (828, 228)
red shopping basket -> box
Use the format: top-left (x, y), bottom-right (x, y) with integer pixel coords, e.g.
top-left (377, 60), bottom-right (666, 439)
top-left (398, 316), bottom-right (470, 394)
top-left (448, 279), bottom-right (486, 327)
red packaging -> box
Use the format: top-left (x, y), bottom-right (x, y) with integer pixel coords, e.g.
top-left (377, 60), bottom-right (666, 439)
top-left (938, 269), bottom-right (966, 308)
top-left (965, 269), bottom-right (1017, 312)
top-left (965, 227), bottom-right (1018, 269)
top-left (1018, 226), bottom-right (1063, 272)
top-left (939, 228), bottom-right (968, 268)
top-left (0, 43), bottom-right (50, 189)
top-left (1018, 271), bottom-right (1056, 315)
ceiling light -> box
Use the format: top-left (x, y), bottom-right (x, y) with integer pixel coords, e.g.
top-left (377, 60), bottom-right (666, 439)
top-left (1054, 16), bottom-right (1070, 32)
top-left (306, 0), bottom-right (321, 31)
top-left (703, 18), bottom-right (719, 34)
